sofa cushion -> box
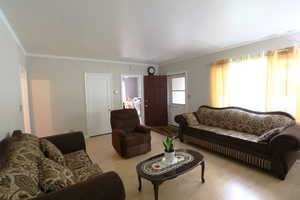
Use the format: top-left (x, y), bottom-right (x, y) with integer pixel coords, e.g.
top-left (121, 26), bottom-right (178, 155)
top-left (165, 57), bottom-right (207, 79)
top-left (64, 150), bottom-right (103, 183)
top-left (6, 134), bottom-right (44, 163)
top-left (190, 124), bottom-right (259, 142)
top-left (6, 154), bottom-right (40, 185)
top-left (0, 167), bottom-right (43, 200)
top-left (182, 113), bottom-right (200, 126)
top-left (195, 107), bottom-right (295, 136)
top-left (185, 126), bottom-right (270, 155)
top-left (7, 142), bottom-right (44, 162)
top-left (1, 135), bottom-right (43, 189)
top-left (40, 139), bottom-right (65, 166)
top-left (257, 127), bottom-right (285, 143)
top-left (64, 150), bottom-right (93, 170)
top-left (0, 135), bottom-right (43, 199)
top-left (38, 158), bottom-right (76, 193)
top-left (73, 164), bottom-right (103, 183)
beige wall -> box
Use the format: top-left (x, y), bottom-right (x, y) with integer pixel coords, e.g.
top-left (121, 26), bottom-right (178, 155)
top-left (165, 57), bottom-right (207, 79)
top-left (0, 17), bottom-right (25, 140)
top-left (159, 34), bottom-right (300, 113)
top-left (26, 56), bottom-right (156, 137)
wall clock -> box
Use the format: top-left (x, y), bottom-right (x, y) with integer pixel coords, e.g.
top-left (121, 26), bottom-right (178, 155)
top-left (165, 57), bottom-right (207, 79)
top-left (147, 66), bottom-right (156, 75)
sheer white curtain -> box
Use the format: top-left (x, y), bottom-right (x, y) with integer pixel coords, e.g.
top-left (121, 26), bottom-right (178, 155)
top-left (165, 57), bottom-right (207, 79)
top-left (266, 47), bottom-right (300, 121)
top-left (228, 55), bottom-right (267, 111)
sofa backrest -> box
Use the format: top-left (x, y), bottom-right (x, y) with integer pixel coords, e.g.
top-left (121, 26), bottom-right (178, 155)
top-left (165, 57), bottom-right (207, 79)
top-left (195, 106), bottom-right (296, 136)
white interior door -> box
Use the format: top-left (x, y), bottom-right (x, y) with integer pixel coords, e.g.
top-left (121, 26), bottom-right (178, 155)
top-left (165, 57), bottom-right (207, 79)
top-left (168, 73), bottom-right (188, 126)
top-left (85, 73), bottom-right (112, 136)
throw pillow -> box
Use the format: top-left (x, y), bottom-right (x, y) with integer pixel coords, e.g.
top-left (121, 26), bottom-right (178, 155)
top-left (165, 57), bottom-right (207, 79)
top-left (0, 167), bottom-right (43, 200)
top-left (257, 127), bottom-right (286, 143)
top-left (40, 139), bottom-right (65, 166)
top-left (5, 134), bottom-right (45, 164)
top-left (6, 153), bottom-right (40, 185)
top-left (13, 133), bottom-right (41, 149)
top-left (182, 113), bottom-right (200, 126)
top-left (38, 158), bottom-right (76, 192)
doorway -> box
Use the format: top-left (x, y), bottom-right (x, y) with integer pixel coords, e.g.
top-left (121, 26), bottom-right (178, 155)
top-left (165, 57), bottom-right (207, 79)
top-left (121, 75), bottom-right (144, 123)
top-left (167, 73), bottom-right (188, 125)
top-left (19, 72), bottom-right (31, 133)
top-left (85, 73), bottom-right (112, 137)
top-left (31, 79), bottom-right (53, 137)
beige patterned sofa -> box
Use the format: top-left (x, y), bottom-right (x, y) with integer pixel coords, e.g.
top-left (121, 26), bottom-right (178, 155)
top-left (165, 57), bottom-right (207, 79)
top-left (0, 131), bottom-right (125, 200)
top-left (175, 105), bottom-right (300, 179)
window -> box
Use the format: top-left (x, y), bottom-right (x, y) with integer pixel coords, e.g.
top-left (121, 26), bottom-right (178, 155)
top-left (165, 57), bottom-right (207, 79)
top-left (171, 77), bottom-right (186, 104)
top-left (210, 46), bottom-right (300, 122)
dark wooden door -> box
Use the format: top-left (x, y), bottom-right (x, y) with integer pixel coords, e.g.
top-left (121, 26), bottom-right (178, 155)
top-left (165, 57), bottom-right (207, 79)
top-left (144, 76), bottom-right (168, 126)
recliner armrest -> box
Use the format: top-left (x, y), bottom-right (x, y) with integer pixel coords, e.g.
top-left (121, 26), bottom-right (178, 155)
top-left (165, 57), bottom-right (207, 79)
top-left (32, 171), bottom-right (125, 200)
top-left (135, 125), bottom-right (151, 134)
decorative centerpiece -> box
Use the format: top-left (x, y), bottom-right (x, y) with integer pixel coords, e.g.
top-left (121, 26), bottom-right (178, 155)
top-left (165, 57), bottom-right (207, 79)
top-left (163, 136), bottom-right (177, 164)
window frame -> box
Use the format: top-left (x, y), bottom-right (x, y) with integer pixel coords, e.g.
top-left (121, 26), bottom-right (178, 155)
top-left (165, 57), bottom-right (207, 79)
top-left (170, 76), bottom-right (186, 105)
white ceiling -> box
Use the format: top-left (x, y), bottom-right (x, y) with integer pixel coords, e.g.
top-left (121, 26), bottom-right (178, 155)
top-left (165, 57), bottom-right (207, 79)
top-left (1, 0), bottom-right (300, 65)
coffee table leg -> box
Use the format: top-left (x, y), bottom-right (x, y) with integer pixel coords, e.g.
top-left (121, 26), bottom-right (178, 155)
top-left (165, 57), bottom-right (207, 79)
top-left (138, 175), bottom-right (142, 191)
top-left (154, 183), bottom-right (159, 200)
top-left (201, 161), bottom-right (205, 183)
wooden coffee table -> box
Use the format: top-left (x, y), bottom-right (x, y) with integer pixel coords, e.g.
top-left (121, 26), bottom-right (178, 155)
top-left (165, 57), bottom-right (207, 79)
top-left (136, 149), bottom-right (205, 200)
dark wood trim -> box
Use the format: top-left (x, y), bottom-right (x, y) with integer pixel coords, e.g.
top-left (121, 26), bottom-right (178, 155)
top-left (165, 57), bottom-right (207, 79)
top-left (144, 76), bottom-right (168, 126)
top-left (199, 105), bottom-right (295, 120)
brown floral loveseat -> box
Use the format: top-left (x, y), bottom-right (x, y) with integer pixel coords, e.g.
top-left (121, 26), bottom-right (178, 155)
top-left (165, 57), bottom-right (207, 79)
top-left (0, 131), bottom-right (125, 200)
top-left (175, 105), bottom-right (300, 180)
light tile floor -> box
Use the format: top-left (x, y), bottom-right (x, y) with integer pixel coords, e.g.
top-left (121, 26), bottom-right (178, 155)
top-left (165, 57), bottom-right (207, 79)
top-left (86, 132), bottom-right (300, 200)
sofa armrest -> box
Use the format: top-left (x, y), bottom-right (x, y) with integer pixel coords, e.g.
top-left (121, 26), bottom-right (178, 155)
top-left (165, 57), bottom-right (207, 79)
top-left (270, 126), bottom-right (300, 179)
top-left (43, 132), bottom-right (86, 154)
top-left (175, 115), bottom-right (188, 141)
top-left (175, 115), bottom-right (188, 127)
top-left (270, 126), bottom-right (300, 152)
top-left (135, 125), bottom-right (151, 134)
top-left (32, 171), bottom-right (125, 200)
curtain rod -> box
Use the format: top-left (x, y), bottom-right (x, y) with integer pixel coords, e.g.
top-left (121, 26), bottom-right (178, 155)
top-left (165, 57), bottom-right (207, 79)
top-left (211, 45), bottom-right (298, 65)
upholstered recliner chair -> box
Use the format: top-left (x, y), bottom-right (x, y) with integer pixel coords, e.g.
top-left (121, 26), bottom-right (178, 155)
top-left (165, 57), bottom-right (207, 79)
top-left (110, 109), bottom-right (151, 158)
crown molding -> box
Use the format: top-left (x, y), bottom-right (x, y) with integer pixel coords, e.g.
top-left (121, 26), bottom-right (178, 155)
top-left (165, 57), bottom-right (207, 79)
top-left (0, 8), bottom-right (157, 67)
top-left (0, 8), bottom-right (26, 55)
top-left (26, 53), bottom-right (159, 67)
